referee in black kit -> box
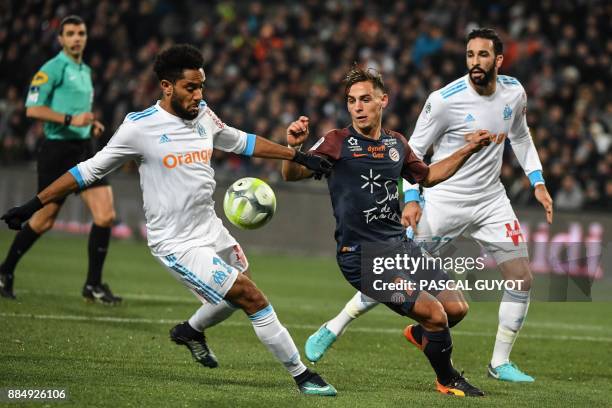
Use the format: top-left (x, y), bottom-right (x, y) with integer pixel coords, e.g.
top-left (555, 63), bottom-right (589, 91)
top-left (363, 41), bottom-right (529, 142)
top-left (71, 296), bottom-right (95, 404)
top-left (0, 15), bottom-right (121, 304)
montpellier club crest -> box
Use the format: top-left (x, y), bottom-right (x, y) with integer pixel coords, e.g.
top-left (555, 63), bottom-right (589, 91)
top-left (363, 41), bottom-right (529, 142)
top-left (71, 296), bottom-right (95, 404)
top-left (389, 147), bottom-right (400, 162)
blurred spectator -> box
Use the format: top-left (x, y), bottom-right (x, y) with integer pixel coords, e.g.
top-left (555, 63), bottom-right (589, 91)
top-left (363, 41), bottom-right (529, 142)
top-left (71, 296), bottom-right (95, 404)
top-left (0, 0), bottom-right (609, 211)
top-left (508, 176), bottom-right (535, 207)
top-left (555, 175), bottom-right (585, 211)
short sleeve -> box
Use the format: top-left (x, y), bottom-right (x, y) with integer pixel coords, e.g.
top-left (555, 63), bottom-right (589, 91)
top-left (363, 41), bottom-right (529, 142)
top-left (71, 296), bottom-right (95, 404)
top-left (25, 60), bottom-right (61, 107)
top-left (309, 129), bottom-right (345, 161)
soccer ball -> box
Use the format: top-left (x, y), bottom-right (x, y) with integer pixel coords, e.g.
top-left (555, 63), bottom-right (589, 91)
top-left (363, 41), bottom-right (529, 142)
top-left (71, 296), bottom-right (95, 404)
top-left (223, 177), bottom-right (277, 230)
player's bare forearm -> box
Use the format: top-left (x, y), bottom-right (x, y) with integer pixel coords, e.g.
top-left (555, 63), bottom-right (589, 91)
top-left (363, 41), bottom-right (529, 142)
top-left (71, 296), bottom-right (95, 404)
top-left (37, 172), bottom-right (80, 205)
top-left (26, 106), bottom-right (94, 127)
top-left (252, 136), bottom-right (297, 160)
top-left (423, 145), bottom-right (473, 187)
top-left (26, 106), bottom-right (66, 125)
top-left (423, 130), bottom-right (492, 187)
top-left (252, 136), bottom-right (310, 178)
top-left (422, 130), bottom-right (496, 187)
top-left (281, 160), bottom-right (313, 181)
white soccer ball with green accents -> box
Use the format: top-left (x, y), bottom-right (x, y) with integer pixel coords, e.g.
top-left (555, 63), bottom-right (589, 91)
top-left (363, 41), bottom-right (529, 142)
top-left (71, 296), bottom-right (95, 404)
top-left (223, 177), bottom-right (277, 230)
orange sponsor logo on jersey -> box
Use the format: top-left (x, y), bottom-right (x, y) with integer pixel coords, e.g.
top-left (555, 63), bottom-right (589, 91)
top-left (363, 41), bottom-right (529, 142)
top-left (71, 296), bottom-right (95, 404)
top-left (163, 149), bottom-right (213, 169)
top-left (367, 144), bottom-right (386, 159)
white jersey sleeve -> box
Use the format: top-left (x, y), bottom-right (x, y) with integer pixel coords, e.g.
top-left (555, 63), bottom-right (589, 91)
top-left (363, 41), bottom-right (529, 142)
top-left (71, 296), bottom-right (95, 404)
top-left (409, 92), bottom-right (450, 159)
top-left (507, 87), bottom-right (543, 177)
top-left (72, 122), bottom-right (141, 187)
top-left (204, 106), bottom-right (253, 154)
top-left (403, 92), bottom-right (449, 199)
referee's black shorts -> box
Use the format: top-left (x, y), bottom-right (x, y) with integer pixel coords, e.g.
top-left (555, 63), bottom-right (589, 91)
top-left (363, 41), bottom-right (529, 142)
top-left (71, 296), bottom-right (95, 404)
top-left (37, 139), bottom-right (108, 199)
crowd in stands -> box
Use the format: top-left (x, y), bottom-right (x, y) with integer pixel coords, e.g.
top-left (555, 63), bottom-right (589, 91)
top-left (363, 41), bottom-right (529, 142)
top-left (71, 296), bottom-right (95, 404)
top-left (0, 0), bottom-right (610, 210)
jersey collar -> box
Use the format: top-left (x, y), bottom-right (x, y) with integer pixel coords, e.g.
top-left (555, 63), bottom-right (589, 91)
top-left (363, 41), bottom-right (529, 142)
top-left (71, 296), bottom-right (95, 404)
top-left (58, 50), bottom-right (82, 68)
top-left (465, 74), bottom-right (499, 100)
top-left (348, 125), bottom-right (387, 142)
top-left (155, 100), bottom-right (203, 126)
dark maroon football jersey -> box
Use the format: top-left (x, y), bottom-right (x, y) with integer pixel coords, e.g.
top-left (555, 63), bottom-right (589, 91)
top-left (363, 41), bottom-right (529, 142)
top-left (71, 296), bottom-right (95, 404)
top-left (311, 126), bottom-right (429, 253)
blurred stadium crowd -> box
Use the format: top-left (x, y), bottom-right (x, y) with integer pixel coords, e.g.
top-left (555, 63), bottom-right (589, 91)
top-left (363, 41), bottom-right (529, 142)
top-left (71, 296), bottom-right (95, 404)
top-left (0, 0), bottom-right (610, 211)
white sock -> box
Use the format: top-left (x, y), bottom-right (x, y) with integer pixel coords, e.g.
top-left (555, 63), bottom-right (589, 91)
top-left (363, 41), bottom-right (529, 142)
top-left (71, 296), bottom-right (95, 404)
top-left (326, 291), bottom-right (378, 336)
top-left (491, 289), bottom-right (530, 368)
top-left (188, 300), bottom-right (238, 331)
top-left (249, 304), bottom-right (307, 377)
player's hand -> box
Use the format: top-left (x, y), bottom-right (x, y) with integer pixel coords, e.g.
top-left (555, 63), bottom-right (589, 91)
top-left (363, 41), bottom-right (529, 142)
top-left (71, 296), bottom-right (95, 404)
top-left (493, 132), bottom-right (507, 144)
top-left (71, 112), bottom-right (95, 127)
top-left (464, 129), bottom-right (493, 152)
top-left (1, 197), bottom-right (44, 230)
top-left (534, 184), bottom-right (553, 224)
top-left (401, 201), bottom-right (422, 233)
top-left (92, 120), bottom-right (105, 138)
top-left (287, 116), bottom-right (310, 147)
top-left (292, 150), bottom-right (332, 177)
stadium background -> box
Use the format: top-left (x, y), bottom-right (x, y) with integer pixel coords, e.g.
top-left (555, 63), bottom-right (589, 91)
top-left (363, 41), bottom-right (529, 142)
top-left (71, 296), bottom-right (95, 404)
top-left (0, 1), bottom-right (611, 406)
top-left (0, 0), bottom-right (610, 210)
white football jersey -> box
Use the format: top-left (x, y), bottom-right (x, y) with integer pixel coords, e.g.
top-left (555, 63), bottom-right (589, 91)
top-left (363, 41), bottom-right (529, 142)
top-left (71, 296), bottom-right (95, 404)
top-left (73, 100), bottom-right (254, 256)
top-left (406, 74), bottom-right (542, 200)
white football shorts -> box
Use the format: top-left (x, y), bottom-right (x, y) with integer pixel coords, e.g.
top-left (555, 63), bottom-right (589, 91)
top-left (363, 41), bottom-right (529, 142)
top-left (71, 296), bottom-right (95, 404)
top-left (416, 191), bottom-right (529, 264)
top-left (157, 226), bottom-right (249, 304)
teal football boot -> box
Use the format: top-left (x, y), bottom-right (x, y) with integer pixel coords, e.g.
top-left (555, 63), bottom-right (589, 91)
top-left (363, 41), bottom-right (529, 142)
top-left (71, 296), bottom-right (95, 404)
top-left (488, 362), bottom-right (535, 382)
top-left (304, 325), bottom-right (337, 362)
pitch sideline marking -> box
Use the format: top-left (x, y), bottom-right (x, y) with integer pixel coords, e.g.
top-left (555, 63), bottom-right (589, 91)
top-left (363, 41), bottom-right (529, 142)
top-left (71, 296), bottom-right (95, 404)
top-left (0, 312), bottom-right (610, 343)
top-left (15, 290), bottom-right (612, 333)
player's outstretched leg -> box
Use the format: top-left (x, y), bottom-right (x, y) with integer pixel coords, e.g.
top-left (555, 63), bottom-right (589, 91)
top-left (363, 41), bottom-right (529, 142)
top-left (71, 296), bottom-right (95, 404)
top-left (489, 258), bottom-right (534, 383)
top-left (305, 291), bottom-right (378, 362)
top-left (169, 320), bottom-right (219, 368)
top-left (409, 292), bottom-right (484, 397)
top-left (226, 273), bottom-right (337, 396)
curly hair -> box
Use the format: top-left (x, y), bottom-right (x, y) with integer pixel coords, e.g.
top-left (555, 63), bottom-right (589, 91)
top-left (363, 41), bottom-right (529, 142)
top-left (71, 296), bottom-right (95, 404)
top-left (153, 44), bottom-right (204, 83)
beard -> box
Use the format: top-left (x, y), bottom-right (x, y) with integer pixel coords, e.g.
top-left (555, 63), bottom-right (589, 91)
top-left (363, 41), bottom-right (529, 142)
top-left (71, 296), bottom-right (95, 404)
top-left (170, 93), bottom-right (198, 120)
top-left (469, 65), bottom-right (495, 86)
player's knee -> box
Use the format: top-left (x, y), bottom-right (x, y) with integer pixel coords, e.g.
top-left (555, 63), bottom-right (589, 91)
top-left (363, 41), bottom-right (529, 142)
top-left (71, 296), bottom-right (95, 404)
top-left (446, 301), bottom-right (468, 327)
top-left (425, 302), bottom-right (448, 330)
top-left (94, 210), bottom-right (116, 228)
top-left (519, 272), bottom-right (533, 290)
top-left (238, 281), bottom-right (268, 314)
top-left (506, 270), bottom-right (532, 291)
top-left (500, 258), bottom-right (533, 290)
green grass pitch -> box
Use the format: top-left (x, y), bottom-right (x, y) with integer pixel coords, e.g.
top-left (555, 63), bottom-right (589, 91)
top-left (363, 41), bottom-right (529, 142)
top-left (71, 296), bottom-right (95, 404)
top-left (1, 231), bottom-right (611, 407)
